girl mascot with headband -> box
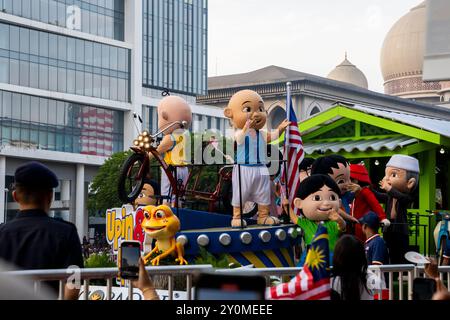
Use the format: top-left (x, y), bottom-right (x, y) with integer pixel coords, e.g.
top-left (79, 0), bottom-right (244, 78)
top-left (288, 174), bottom-right (347, 266)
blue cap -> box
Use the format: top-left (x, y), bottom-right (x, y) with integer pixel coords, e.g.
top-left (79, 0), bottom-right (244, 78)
top-left (359, 212), bottom-right (380, 230)
top-left (14, 161), bottom-right (59, 189)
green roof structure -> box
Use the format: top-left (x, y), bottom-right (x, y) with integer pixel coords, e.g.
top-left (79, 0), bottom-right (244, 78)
top-left (295, 104), bottom-right (450, 254)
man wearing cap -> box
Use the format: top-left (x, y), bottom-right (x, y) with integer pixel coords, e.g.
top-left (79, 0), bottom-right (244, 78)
top-left (360, 212), bottom-right (389, 265)
top-left (373, 155), bottom-right (420, 264)
top-left (0, 161), bottom-right (84, 300)
top-left (360, 212), bottom-right (390, 300)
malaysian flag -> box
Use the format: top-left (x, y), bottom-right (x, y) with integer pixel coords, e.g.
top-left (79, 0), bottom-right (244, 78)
top-left (281, 83), bottom-right (305, 215)
top-left (266, 224), bottom-right (331, 300)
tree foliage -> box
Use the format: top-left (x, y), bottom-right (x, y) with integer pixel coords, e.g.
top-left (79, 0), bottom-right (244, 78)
top-left (84, 252), bottom-right (117, 268)
top-left (87, 151), bottom-right (131, 216)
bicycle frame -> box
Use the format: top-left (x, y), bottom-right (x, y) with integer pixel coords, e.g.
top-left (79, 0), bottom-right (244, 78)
top-left (184, 164), bottom-right (233, 212)
top-left (128, 147), bottom-right (179, 200)
top-left (436, 212), bottom-right (450, 254)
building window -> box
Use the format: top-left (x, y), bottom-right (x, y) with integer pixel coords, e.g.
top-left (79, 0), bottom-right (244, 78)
top-left (268, 106), bottom-right (286, 130)
top-left (309, 106), bottom-right (321, 116)
top-left (0, 0), bottom-right (125, 41)
top-left (0, 90), bottom-right (124, 156)
top-left (0, 23), bottom-right (130, 102)
top-left (142, 105), bottom-right (159, 133)
top-left (142, 0), bottom-right (208, 96)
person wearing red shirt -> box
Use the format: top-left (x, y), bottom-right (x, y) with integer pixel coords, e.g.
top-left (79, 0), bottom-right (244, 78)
top-left (349, 163), bottom-right (390, 242)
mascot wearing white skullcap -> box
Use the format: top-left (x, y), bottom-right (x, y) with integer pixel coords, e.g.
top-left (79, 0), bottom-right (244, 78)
top-left (373, 155), bottom-right (420, 264)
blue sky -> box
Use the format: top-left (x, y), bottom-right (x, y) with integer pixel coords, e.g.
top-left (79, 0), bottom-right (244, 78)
top-left (208, 0), bottom-right (422, 93)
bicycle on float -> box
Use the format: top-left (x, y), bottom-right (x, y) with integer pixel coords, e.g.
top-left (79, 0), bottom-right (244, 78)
top-left (117, 113), bottom-right (188, 204)
top-left (427, 209), bottom-right (450, 265)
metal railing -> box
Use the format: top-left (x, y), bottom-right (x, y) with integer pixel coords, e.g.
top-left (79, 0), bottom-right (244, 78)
top-left (219, 265), bottom-right (450, 301)
top-left (3, 265), bottom-right (213, 300)
top-left (3, 264), bottom-right (450, 300)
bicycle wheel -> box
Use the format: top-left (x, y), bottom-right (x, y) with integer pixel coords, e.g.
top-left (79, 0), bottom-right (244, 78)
top-left (118, 153), bottom-right (146, 203)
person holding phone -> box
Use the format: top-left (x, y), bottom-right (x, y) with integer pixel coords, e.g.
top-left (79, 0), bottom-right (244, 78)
top-left (132, 258), bottom-right (160, 300)
top-left (118, 241), bottom-right (160, 300)
top-left (423, 257), bottom-right (449, 300)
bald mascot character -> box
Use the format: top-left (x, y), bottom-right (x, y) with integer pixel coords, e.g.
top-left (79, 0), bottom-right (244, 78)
top-left (224, 90), bottom-right (290, 228)
top-left (152, 96), bottom-right (192, 206)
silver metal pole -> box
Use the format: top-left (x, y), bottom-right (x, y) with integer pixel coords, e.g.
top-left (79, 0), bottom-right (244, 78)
top-left (83, 279), bottom-right (89, 300)
top-left (377, 268), bottom-right (382, 300)
top-left (408, 270), bottom-right (414, 300)
top-left (58, 280), bottom-right (64, 300)
top-left (33, 281), bottom-right (40, 295)
top-left (128, 280), bottom-right (134, 301)
top-left (389, 272), bottom-right (394, 300)
top-left (186, 274), bottom-right (192, 301)
top-left (168, 275), bottom-right (174, 301)
top-left (106, 278), bottom-right (112, 300)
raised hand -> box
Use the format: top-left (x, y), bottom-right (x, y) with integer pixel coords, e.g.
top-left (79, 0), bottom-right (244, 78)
top-left (346, 182), bottom-right (361, 193)
top-left (277, 119), bottom-right (291, 134)
top-left (328, 209), bottom-right (340, 222)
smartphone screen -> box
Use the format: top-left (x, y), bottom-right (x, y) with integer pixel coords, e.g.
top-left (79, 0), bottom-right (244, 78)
top-left (194, 274), bottom-right (266, 301)
top-left (413, 278), bottom-right (437, 300)
top-left (119, 241), bottom-right (140, 280)
top-left (196, 288), bottom-right (263, 300)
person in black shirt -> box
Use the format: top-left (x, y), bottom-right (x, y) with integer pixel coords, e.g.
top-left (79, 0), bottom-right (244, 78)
top-left (0, 161), bottom-right (84, 300)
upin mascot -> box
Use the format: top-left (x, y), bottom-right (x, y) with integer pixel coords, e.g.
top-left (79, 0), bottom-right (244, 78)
top-left (373, 155), bottom-right (419, 264)
top-left (224, 89), bottom-right (289, 228)
top-left (288, 174), bottom-right (346, 266)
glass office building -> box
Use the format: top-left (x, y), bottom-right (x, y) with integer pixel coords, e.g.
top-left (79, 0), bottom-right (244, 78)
top-left (0, 90), bottom-right (124, 156)
top-left (0, 0), bottom-right (125, 40)
top-left (0, 0), bottom-right (223, 234)
top-left (0, 22), bottom-right (130, 103)
top-left (142, 0), bottom-right (207, 96)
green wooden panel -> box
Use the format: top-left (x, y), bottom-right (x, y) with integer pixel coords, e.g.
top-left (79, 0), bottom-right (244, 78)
top-left (313, 121), bottom-right (355, 139)
top-left (360, 122), bottom-right (397, 137)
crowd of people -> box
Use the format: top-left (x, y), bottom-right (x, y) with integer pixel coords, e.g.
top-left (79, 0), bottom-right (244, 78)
top-left (82, 234), bottom-right (111, 259)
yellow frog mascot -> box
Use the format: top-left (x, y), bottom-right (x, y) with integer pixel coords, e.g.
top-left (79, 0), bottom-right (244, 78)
top-left (141, 205), bottom-right (187, 266)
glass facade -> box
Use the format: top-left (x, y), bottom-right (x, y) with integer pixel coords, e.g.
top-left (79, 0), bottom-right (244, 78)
top-left (142, 105), bottom-right (227, 135)
top-left (0, 0), bottom-right (125, 41)
top-left (0, 90), bottom-right (124, 156)
top-left (143, 0), bottom-right (207, 96)
top-left (0, 22), bottom-right (130, 102)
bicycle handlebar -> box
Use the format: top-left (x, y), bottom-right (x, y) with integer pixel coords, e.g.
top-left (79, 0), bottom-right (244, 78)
top-left (149, 121), bottom-right (187, 139)
top-left (426, 209), bottom-right (450, 215)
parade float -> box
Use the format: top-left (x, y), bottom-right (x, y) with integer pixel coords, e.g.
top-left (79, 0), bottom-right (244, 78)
top-left (108, 92), bottom-right (302, 268)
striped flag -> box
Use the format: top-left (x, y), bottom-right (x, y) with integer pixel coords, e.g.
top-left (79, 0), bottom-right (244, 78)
top-left (281, 83), bottom-right (305, 215)
top-left (266, 224), bottom-right (331, 300)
